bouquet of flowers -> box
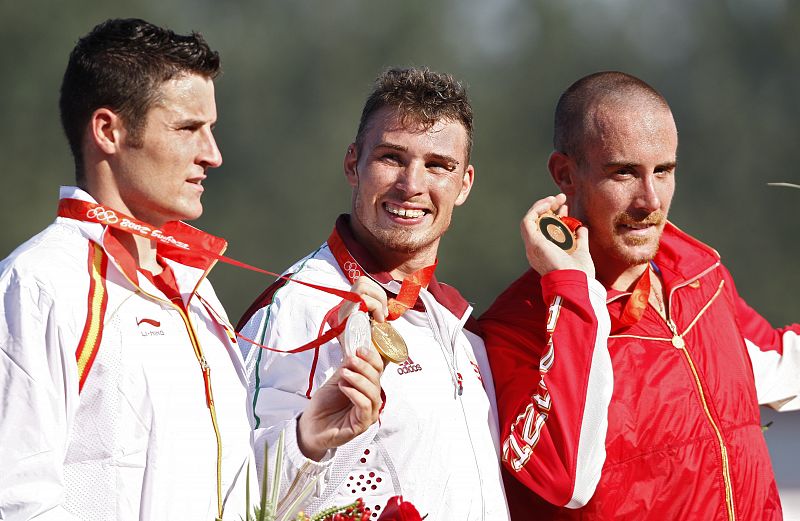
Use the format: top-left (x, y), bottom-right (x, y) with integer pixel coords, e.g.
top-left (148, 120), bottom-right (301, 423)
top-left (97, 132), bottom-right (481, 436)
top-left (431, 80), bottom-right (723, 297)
top-left (244, 432), bottom-right (423, 521)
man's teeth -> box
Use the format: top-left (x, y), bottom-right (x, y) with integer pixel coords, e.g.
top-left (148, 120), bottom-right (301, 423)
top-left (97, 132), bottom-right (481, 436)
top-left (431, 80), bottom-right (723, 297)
top-left (386, 206), bottom-right (425, 218)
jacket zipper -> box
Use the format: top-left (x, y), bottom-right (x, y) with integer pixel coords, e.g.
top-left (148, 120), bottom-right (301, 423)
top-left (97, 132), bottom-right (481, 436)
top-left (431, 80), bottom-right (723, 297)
top-left (172, 305), bottom-right (225, 521)
top-left (663, 278), bottom-right (736, 521)
top-left (113, 260), bottom-right (226, 521)
top-left (425, 306), bottom-right (486, 521)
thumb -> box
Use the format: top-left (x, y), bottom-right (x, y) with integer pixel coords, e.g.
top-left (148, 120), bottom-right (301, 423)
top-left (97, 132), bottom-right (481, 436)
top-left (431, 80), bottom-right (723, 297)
top-left (573, 226), bottom-right (596, 278)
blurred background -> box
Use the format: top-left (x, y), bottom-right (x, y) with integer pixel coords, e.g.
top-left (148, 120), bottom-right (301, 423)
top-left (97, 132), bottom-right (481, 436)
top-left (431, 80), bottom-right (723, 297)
top-left (1, 0), bottom-right (798, 515)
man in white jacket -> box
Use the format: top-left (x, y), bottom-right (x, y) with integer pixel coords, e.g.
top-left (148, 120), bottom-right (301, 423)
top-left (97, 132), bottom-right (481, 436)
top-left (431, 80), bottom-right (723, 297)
top-left (237, 67), bottom-right (510, 520)
top-left (0, 19), bottom-right (252, 520)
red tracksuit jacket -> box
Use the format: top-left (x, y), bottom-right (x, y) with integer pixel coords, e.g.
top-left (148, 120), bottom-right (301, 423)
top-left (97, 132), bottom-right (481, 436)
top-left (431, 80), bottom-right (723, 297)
top-left (480, 223), bottom-right (800, 520)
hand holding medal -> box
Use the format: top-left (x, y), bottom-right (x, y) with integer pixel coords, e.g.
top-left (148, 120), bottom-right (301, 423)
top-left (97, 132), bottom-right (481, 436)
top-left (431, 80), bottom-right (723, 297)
top-left (340, 277), bottom-right (409, 364)
top-left (521, 193), bottom-right (596, 278)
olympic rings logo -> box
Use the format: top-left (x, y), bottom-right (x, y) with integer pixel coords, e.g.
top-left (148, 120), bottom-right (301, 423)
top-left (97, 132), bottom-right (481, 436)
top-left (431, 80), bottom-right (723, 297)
top-left (343, 260), bottom-right (361, 281)
top-left (86, 206), bottom-right (119, 224)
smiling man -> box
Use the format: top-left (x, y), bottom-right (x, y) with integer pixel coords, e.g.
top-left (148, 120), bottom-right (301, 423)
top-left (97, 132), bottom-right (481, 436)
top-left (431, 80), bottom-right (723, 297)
top-left (480, 71), bottom-right (800, 519)
top-left (0, 19), bottom-right (252, 520)
top-left (237, 67), bottom-right (510, 520)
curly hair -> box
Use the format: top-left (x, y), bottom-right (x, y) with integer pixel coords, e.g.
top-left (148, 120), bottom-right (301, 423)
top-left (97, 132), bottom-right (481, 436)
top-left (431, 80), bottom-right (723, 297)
top-left (59, 18), bottom-right (221, 180)
top-left (355, 67), bottom-right (473, 159)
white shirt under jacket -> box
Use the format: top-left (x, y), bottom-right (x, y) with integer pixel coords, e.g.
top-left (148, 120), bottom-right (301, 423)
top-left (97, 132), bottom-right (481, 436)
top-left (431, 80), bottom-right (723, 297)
top-left (0, 187), bottom-right (254, 521)
top-left (238, 215), bottom-right (510, 521)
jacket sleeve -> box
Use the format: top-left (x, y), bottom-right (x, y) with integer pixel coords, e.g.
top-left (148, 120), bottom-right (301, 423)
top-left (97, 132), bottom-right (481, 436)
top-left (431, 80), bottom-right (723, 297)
top-left (0, 271), bottom-right (81, 520)
top-left (479, 269), bottom-right (612, 508)
top-left (238, 281), bottom-right (380, 516)
top-left (722, 266), bottom-right (800, 411)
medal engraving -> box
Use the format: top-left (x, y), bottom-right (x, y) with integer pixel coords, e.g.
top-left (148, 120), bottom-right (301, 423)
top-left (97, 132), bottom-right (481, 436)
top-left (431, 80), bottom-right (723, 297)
top-left (370, 320), bottom-right (409, 364)
top-left (343, 311), bottom-right (372, 358)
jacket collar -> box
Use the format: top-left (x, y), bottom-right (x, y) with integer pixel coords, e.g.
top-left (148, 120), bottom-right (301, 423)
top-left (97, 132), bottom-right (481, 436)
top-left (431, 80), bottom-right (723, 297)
top-left (606, 221), bottom-right (720, 303)
top-left (57, 186), bottom-right (227, 298)
top-left (335, 214), bottom-right (471, 320)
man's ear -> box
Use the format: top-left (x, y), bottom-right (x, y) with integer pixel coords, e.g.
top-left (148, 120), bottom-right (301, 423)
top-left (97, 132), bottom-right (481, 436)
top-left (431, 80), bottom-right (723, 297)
top-left (344, 144), bottom-right (359, 187)
top-left (89, 108), bottom-right (125, 155)
top-left (454, 164), bottom-right (475, 206)
top-left (548, 151), bottom-right (578, 195)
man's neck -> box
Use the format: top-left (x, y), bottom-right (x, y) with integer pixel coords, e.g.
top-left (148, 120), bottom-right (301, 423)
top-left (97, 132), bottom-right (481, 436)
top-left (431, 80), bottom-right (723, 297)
top-left (113, 230), bottom-right (162, 274)
top-left (347, 220), bottom-right (437, 282)
top-left (83, 179), bottom-right (164, 275)
top-left (597, 259), bottom-right (650, 292)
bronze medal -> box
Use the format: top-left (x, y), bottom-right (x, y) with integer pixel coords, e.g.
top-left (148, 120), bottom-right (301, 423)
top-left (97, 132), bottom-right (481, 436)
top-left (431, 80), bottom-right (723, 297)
top-left (370, 320), bottom-right (409, 364)
top-left (537, 212), bottom-right (577, 253)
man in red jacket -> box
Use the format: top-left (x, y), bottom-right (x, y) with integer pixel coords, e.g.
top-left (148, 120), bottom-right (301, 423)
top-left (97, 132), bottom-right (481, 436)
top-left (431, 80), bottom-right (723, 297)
top-left (480, 71), bottom-right (800, 520)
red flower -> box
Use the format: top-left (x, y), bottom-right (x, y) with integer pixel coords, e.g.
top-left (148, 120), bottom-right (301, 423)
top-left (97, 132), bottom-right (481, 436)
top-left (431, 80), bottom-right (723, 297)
top-left (376, 496), bottom-right (423, 521)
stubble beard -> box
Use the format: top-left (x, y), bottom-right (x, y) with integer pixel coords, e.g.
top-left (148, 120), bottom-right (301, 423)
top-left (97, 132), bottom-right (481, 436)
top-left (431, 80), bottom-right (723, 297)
top-left (586, 211), bottom-right (666, 270)
top-left (353, 196), bottom-right (445, 256)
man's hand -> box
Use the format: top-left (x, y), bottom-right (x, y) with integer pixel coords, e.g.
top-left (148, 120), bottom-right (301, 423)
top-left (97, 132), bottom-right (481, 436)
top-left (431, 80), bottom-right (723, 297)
top-left (520, 193), bottom-right (595, 278)
top-left (297, 276), bottom-right (388, 461)
top-left (337, 276), bottom-right (389, 325)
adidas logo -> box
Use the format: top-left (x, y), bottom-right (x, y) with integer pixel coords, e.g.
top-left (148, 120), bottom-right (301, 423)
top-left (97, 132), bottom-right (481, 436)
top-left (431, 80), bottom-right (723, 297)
top-left (396, 356), bottom-right (423, 375)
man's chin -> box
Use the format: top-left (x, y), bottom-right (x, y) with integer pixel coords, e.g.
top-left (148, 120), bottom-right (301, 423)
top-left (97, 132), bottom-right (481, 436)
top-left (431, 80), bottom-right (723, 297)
top-left (370, 230), bottom-right (430, 255)
top-left (616, 242), bottom-right (659, 267)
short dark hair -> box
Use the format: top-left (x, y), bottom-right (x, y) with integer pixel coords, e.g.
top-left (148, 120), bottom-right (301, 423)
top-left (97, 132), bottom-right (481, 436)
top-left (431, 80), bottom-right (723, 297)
top-left (554, 71), bottom-right (669, 163)
top-left (59, 18), bottom-right (221, 180)
top-left (355, 67), bottom-right (474, 160)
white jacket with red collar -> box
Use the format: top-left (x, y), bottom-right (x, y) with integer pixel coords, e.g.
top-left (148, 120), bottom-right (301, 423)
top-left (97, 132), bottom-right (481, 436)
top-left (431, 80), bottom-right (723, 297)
top-left (0, 187), bottom-right (253, 521)
top-left (237, 215), bottom-right (510, 520)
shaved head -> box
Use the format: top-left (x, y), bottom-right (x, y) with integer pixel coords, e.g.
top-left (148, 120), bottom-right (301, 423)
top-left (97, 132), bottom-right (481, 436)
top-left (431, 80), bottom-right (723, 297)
top-left (554, 71), bottom-right (672, 164)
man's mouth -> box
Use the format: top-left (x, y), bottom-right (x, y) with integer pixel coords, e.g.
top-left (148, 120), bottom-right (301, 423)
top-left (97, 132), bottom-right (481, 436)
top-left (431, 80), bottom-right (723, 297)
top-left (384, 202), bottom-right (427, 219)
top-left (620, 222), bottom-right (652, 230)
top-left (616, 212), bottom-right (664, 231)
top-left (186, 176), bottom-right (206, 191)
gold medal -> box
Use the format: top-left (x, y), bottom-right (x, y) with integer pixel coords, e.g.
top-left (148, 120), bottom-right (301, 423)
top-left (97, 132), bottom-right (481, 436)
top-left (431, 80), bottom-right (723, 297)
top-left (370, 320), bottom-right (409, 364)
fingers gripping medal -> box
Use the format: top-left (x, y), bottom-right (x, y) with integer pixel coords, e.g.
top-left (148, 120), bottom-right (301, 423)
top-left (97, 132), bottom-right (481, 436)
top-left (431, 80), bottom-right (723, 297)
top-left (343, 311), bottom-right (372, 358)
top-left (370, 320), bottom-right (409, 364)
top-left (536, 212), bottom-right (582, 254)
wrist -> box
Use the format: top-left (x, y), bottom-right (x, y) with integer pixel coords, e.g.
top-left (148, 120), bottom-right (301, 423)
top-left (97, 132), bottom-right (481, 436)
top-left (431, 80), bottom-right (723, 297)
top-left (296, 414), bottom-right (328, 461)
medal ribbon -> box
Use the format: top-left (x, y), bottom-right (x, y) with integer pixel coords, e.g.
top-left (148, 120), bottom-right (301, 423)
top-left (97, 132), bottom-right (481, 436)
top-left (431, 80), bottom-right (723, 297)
top-left (58, 198), bottom-right (367, 353)
top-left (327, 227), bottom-right (436, 320)
top-left (616, 266), bottom-right (652, 328)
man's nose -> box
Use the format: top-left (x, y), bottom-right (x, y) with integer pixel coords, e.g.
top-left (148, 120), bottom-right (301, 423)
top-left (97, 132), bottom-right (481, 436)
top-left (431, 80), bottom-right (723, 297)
top-left (635, 173), bottom-right (661, 212)
top-left (395, 161), bottom-right (425, 195)
top-left (199, 127), bottom-right (223, 168)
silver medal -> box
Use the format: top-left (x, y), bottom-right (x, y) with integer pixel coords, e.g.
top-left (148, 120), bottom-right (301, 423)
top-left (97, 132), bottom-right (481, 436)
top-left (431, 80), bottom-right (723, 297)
top-left (342, 311), bottom-right (371, 358)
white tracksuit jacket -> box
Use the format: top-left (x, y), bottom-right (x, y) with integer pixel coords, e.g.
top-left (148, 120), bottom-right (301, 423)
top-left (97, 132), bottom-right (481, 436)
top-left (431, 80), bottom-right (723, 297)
top-left (0, 187), bottom-right (253, 521)
top-left (238, 216), bottom-right (510, 520)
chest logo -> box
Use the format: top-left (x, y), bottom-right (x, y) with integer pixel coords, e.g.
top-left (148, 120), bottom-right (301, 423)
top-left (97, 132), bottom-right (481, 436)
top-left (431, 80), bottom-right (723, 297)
top-left (136, 317), bottom-right (165, 336)
top-left (396, 356), bottom-right (423, 375)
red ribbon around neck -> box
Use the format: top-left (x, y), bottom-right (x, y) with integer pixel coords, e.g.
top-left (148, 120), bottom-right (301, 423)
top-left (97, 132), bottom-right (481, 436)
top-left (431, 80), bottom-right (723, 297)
top-left (327, 227), bottom-right (437, 321)
top-left (58, 198), bottom-right (366, 353)
top-left (616, 266), bottom-right (652, 328)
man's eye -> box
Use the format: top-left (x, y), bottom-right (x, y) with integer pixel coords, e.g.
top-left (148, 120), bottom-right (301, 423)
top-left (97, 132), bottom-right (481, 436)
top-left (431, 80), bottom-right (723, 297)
top-left (380, 154), bottom-right (401, 164)
top-left (429, 163), bottom-right (456, 173)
